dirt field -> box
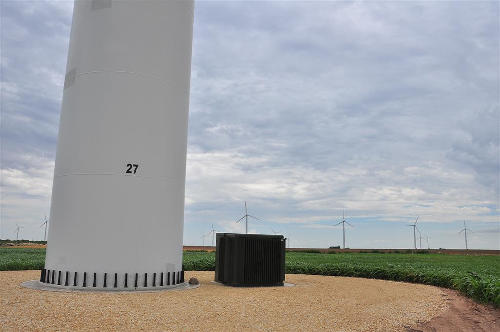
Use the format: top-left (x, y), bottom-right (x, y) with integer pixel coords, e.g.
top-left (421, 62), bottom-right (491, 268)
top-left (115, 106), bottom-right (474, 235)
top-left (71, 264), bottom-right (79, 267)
top-left (408, 290), bottom-right (499, 332)
top-left (0, 270), bottom-right (444, 331)
top-left (1, 270), bottom-right (497, 331)
top-left (0, 243), bottom-right (46, 249)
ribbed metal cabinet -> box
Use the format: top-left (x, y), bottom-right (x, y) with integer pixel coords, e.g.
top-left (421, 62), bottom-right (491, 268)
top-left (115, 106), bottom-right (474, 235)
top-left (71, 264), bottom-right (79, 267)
top-left (215, 233), bottom-right (286, 286)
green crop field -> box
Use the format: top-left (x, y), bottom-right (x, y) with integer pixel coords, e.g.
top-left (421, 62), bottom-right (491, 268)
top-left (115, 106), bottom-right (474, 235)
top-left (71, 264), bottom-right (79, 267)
top-left (0, 248), bottom-right (45, 271)
top-left (1, 248), bottom-right (499, 306)
top-left (184, 250), bottom-right (500, 306)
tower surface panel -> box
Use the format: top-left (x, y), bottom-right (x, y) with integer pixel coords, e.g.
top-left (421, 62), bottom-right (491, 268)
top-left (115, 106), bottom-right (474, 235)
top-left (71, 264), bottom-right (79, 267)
top-left (44, 0), bottom-right (194, 290)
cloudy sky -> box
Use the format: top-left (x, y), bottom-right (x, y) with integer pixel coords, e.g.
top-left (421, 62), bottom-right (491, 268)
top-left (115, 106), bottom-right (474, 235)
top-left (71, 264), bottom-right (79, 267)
top-left (1, 0), bottom-right (499, 249)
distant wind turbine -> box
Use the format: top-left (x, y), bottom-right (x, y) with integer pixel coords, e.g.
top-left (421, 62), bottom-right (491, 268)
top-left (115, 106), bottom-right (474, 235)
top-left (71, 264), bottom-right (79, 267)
top-left (416, 228), bottom-right (423, 249)
top-left (333, 210), bottom-right (353, 249)
top-left (235, 201), bottom-right (263, 234)
top-left (201, 230), bottom-right (209, 248)
top-left (459, 221), bottom-right (471, 250)
top-left (209, 224), bottom-right (217, 247)
top-left (15, 224), bottom-right (23, 241)
top-left (201, 234), bottom-right (207, 250)
top-left (40, 216), bottom-right (48, 241)
top-left (426, 235), bottom-right (430, 250)
top-left (408, 216), bottom-right (419, 250)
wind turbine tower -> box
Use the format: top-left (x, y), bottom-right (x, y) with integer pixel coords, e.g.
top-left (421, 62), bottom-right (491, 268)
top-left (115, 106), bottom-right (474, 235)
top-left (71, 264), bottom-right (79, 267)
top-left (201, 234), bottom-right (206, 250)
top-left (15, 224), bottom-right (23, 241)
top-left (40, 216), bottom-right (48, 242)
top-left (417, 228), bottom-right (423, 249)
top-left (459, 221), bottom-right (471, 250)
top-left (209, 224), bottom-right (217, 247)
top-left (408, 216), bottom-right (419, 250)
top-left (235, 202), bottom-right (262, 234)
top-left (39, 0), bottom-right (194, 290)
top-left (334, 210), bottom-right (352, 249)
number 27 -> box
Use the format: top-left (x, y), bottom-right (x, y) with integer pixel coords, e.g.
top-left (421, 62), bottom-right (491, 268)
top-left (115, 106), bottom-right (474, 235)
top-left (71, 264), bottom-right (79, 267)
top-left (126, 164), bottom-right (138, 174)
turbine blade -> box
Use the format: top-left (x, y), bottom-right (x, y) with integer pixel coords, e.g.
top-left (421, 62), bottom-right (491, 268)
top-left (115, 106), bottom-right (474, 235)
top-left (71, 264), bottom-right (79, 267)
top-left (235, 216), bottom-right (246, 223)
top-left (248, 215), bottom-right (263, 221)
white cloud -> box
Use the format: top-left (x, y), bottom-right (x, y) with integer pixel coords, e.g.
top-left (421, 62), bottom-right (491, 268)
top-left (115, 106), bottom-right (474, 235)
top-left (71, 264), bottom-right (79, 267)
top-left (2, 1), bottom-right (499, 248)
top-left (1, 155), bottom-right (54, 197)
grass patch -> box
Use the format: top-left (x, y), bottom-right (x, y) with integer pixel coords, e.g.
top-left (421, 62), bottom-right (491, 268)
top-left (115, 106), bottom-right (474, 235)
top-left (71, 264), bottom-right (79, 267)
top-left (2, 248), bottom-right (498, 307)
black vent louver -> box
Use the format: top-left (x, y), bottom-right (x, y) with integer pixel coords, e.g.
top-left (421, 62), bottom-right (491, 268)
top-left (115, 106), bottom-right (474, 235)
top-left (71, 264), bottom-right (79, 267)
top-left (215, 233), bottom-right (285, 286)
